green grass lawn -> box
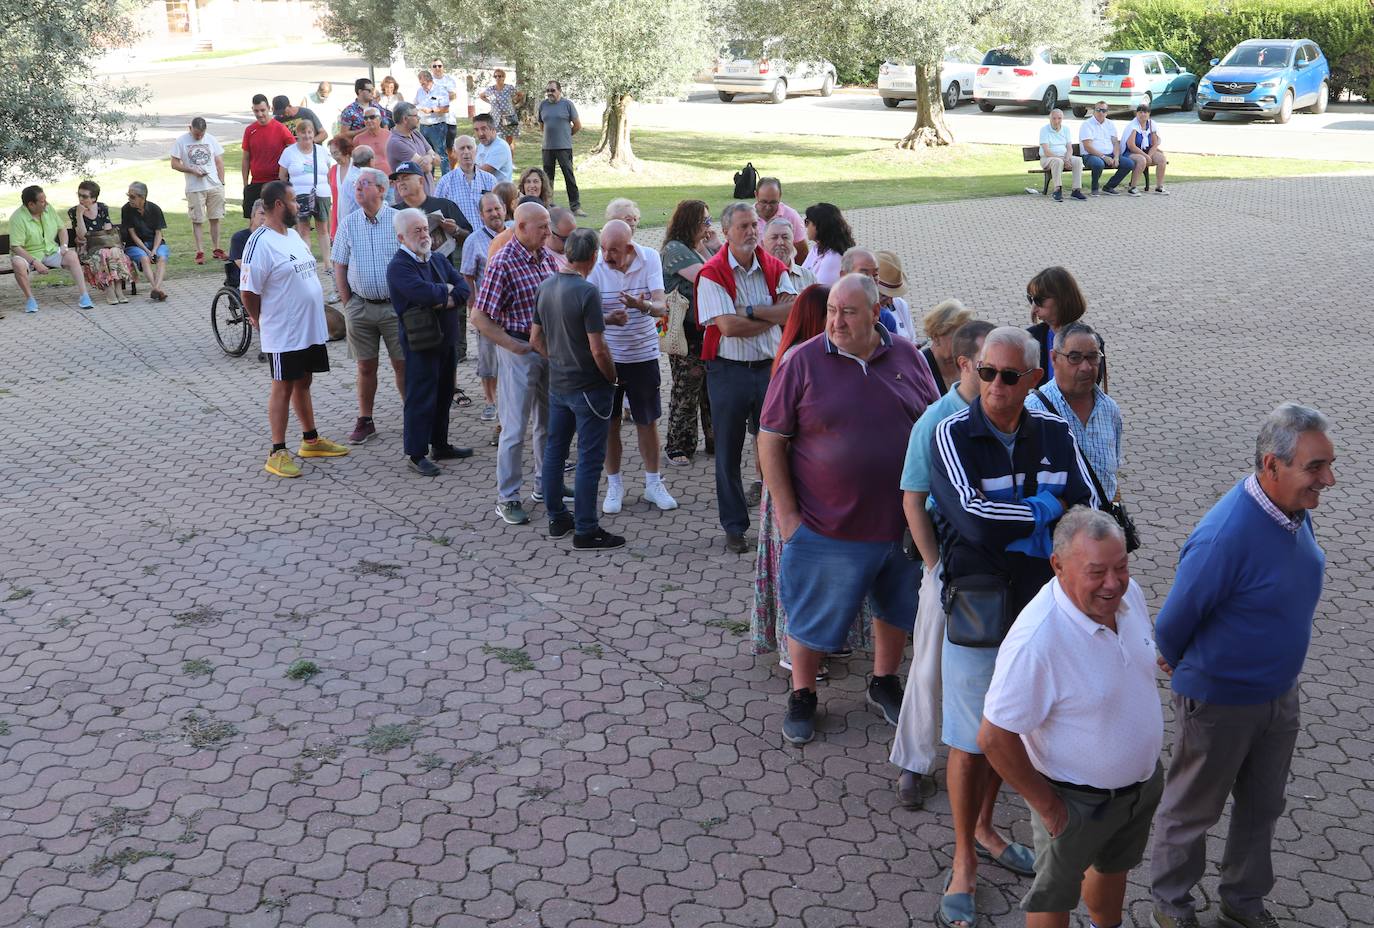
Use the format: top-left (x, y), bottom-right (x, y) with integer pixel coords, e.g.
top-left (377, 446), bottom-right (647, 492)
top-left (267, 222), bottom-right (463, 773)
top-left (154, 45), bottom-right (272, 63)
top-left (7, 124), bottom-right (1368, 290)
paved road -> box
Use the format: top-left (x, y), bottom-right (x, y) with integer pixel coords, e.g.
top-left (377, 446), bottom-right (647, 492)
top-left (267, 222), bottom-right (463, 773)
top-left (1, 175), bottom-right (1371, 927)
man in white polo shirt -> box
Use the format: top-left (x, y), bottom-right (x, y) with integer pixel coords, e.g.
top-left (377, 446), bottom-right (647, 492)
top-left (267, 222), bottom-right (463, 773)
top-left (1078, 101), bottom-right (1138, 196)
top-left (587, 219), bottom-right (678, 513)
top-left (978, 507), bottom-right (1164, 928)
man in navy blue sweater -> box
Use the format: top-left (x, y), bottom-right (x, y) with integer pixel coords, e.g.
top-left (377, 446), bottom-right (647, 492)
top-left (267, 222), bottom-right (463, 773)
top-left (387, 207), bottom-right (472, 476)
top-left (1150, 403), bottom-right (1335, 928)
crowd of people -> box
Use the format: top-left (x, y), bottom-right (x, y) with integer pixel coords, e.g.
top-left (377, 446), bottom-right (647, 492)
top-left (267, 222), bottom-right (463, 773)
top-left (1037, 102), bottom-right (1170, 200)
top-left (7, 70), bottom-right (1337, 928)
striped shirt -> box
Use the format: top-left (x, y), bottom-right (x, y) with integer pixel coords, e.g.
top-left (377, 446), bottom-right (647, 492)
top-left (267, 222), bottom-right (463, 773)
top-left (330, 205), bottom-right (398, 300)
top-left (1243, 473), bottom-right (1302, 535)
top-left (472, 236), bottom-right (557, 335)
top-left (1025, 382), bottom-right (1123, 500)
top-left (695, 247), bottom-right (799, 362)
top-left (586, 243), bottom-right (664, 364)
top-left (461, 223), bottom-right (498, 283)
top-left (434, 167), bottom-right (497, 230)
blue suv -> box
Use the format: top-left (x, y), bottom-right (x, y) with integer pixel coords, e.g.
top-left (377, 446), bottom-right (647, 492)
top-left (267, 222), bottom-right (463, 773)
top-left (1198, 39), bottom-right (1329, 124)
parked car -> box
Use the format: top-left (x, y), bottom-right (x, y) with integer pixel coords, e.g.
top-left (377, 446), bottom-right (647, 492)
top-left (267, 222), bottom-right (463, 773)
top-left (1069, 51), bottom-right (1198, 117)
top-left (973, 46), bottom-right (1082, 114)
top-left (878, 46), bottom-right (985, 111)
top-left (713, 39), bottom-right (838, 104)
top-left (1198, 39), bottom-right (1329, 124)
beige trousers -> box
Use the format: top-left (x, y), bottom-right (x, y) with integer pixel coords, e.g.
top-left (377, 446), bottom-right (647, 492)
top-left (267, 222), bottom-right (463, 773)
top-left (1041, 155), bottom-right (1083, 191)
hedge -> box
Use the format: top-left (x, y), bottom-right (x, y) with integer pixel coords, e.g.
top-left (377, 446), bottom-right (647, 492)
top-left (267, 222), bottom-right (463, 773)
top-left (1108, 0), bottom-right (1374, 100)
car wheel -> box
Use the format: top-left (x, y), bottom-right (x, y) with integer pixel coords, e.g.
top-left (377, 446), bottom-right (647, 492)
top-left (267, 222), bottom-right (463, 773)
top-left (944, 82), bottom-right (959, 111)
top-left (1180, 84), bottom-right (1197, 112)
top-left (820, 73), bottom-right (835, 97)
top-left (1198, 108), bottom-right (1215, 121)
top-left (882, 96), bottom-right (899, 109)
top-left (771, 79), bottom-right (788, 104)
top-left (1309, 81), bottom-right (1328, 114)
top-left (1071, 105), bottom-right (1088, 118)
top-left (978, 101), bottom-right (996, 113)
top-left (717, 91), bottom-right (735, 103)
top-left (1275, 89), bottom-right (1293, 124)
top-left (1040, 85), bottom-right (1057, 115)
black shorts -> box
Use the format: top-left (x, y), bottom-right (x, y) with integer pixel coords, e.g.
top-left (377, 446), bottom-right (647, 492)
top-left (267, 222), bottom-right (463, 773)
top-left (268, 343), bottom-right (330, 382)
top-left (612, 359), bottom-right (662, 425)
top-left (243, 182), bottom-right (264, 219)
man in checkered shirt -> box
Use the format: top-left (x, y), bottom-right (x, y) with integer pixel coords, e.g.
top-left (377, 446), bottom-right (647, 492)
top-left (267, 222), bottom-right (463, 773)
top-left (471, 201), bottom-right (559, 525)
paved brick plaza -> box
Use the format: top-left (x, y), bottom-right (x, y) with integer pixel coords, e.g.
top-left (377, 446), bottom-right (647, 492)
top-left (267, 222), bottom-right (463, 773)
top-left (1, 175), bottom-right (1371, 928)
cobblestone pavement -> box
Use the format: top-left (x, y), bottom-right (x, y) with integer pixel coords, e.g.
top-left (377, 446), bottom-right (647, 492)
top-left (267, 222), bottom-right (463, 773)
top-left (1, 175), bottom-right (1371, 928)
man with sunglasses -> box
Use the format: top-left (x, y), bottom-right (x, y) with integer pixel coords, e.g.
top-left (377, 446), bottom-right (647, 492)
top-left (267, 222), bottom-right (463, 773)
top-left (537, 80), bottom-right (585, 216)
top-left (429, 61), bottom-right (461, 159)
top-left (928, 326), bottom-right (1098, 928)
top-left (1078, 101), bottom-right (1137, 196)
top-left (339, 78), bottom-right (394, 141)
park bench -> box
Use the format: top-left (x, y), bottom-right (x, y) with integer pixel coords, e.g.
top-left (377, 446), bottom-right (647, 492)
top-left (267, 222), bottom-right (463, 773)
top-left (0, 230), bottom-right (138, 294)
top-left (1021, 144), bottom-right (1151, 194)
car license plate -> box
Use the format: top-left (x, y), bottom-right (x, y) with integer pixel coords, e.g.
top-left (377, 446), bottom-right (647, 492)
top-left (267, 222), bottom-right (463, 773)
top-left (891, 80), bottom-right (913, 89)
top-left (989, 90), bottom-right (1010, 97)
top-left (1092, 80), bottom-right (1112, 88)
top-left (1220, 94), bottom-right (1246, 103)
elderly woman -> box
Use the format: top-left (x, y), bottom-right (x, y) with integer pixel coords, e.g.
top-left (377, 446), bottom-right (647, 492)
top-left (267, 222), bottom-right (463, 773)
top-left (69, 180), bottom-right (134, 305)
top-left (377, 75), bottom-right (403, 112)
top-left (605, 197), bottom-right (641, 232)
top-left (800, 202), bottom-right (854, 286)
top-left (921, 299), bottom-right (976, 394)
top-left (121, 182), bottom-right (171, 301)
top-left (518, 167), bottom-right (554, 207)
top-left (479, 69), bottom-right (525, 153)
top-left (1026, 265), bottom-right (1107, 389)
top-left (278, 119), bottom-right (333, 263)
top-left (661, 199), bottom-right (718, 466)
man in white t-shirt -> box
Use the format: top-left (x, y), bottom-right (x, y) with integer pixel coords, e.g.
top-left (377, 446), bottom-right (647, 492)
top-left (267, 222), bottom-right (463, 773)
top-left (169, 117), bottom-right (226, 264)
top-left (586, 220), bottom-right (677, 514)
top-left (473, 114), bottom-right (514, 184)
top-left (1038, 109), bottom-right (1085, 202)
top-left (429, 59), bottom-right (462, 159)
top-left (978, 508), bottom-right (1164, 928)
top-left (1077, 101), bottom-right (1138, 196)
top-left (300, 82), bottom-right (343, 136)
top-left (240, 180), bottom-right (350, 479)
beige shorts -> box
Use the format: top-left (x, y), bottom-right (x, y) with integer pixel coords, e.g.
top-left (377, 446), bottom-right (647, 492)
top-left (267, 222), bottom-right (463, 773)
top-left (344, 293), bottom-right (402, 362)
top-left (187, 187), bottom-right (226, 223)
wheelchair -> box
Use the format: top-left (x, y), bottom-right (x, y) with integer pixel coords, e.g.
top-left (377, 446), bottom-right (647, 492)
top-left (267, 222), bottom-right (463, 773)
top-left (211, 285), bottom-right (254, 357)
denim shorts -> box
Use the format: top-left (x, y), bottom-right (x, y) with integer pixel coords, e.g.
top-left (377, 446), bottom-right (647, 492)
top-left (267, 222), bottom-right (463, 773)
top-left (126, 243), bottom-right (170, 262)
top-left (941, 635), bottom-right (1000, 753)
top-left (779, 523), bottom-right (918, 653)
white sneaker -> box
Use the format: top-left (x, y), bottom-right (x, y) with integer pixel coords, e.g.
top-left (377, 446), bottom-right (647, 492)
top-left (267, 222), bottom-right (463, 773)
top-left (644, 482), bottom-right (678, 511)
top-left (1128, 186), bottom-right (1142, 197)
top-left (602, 482), bottom-right (624, 514)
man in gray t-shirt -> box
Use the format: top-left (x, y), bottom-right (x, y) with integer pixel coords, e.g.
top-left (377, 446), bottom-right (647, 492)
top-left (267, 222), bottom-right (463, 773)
top-left (530, 228), bottom-right (625, 547)
top-left (537, 81), bottom-right (585, 216)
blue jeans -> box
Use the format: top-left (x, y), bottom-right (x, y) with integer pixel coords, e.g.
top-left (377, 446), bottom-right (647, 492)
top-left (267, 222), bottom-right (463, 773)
top-left (705, 358), bottom-right (771, 536)
top-left (421, 123), bottom-right (450, 176)
top-left (1083, 153), bottom-right (1136, 191)
top-left (543, 385), bottom-right (614, 535)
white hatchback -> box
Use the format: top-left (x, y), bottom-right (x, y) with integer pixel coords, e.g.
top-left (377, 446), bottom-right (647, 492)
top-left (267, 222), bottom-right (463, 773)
top-left (879, 46), bottom-right (985, 111)
top-left (973, 46), bottom-right (1083, 114)
top-left (714, 39), bottom-right (838, 104)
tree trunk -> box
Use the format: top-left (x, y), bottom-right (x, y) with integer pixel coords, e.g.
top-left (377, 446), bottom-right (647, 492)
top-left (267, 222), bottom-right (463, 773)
top-left (513, 55), bottom-right (540, 129)
top-left (588, 93), bottom-right (640, 170)
top-left (897, 63), bottom-right (955, 149)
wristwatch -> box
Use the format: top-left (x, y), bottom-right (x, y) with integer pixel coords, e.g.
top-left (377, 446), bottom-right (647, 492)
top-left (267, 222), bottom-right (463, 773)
top-left (745, 304), bottom-right (756, 320)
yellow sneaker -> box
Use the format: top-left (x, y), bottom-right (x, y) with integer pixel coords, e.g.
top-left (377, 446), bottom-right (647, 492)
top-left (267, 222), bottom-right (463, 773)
top-left (298, 436), bottom-right (350, 458)
top-left (265, 449), bottom-right (301, 478)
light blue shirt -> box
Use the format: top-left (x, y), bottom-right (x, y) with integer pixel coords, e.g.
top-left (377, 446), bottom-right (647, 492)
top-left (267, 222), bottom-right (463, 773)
top-left (434, 166), bottom-right (497, 230)
top-left (1025, 381), bottom-right (1123, 500)
top-left (476, 137), bottom-right (513, 184)
top-left (900, 383), bottom-right (971, 497)
top-left (1039, 123), bottom-right (1073, 158)
top-left (330, 204), bottom-right (398, 300)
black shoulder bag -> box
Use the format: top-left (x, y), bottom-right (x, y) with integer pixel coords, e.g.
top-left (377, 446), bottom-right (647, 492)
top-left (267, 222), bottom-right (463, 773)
top-left (400, 257), bottom-right (446, 352)
top-left (732, 161), bottom-right (758, 198)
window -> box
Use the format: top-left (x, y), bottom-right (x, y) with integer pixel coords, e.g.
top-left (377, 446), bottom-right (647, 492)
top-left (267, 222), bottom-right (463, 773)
top-left (983, 49), bottom-right (1030, 67)
top-left (1222, 45), bottom-right (1293, 68)
top-left (1144, 57), bottom-right (1163, 76)
top-left (1160, 54), bottom-right (1180, 74)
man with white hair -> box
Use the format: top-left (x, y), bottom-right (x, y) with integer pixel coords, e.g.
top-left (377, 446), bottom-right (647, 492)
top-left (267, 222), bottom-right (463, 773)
top-left (980, 507), bottom-right (1164, 928)
top-left (1150, 404), bottom-right (1335, 928)
top-left (762, 218), bottom-right (814, 293)
top-left (1039, 109), bottom-right (1085, 202)
top-left (435, 134), bottom-right (497, 230)
top-left (928, 325), bottom-right (1097, 928)
top-left (587, 219), bottom-right (677, 513)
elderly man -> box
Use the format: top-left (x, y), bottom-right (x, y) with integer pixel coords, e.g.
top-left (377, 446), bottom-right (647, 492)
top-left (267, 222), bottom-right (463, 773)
top-left (537, 80), bottom-right (584, 215)
top-left (839, 247), bottom-right (913, 339)
top-left (531, 227), bottom-right (627, 548)
top-left (352, 112), bottom-right (393, 174)
top-left (121, 182), bottom-right (171, 302)
top-left (754, 177), bottom-right (805, 254)
top-left (435, 135), bottom-right (497, 230)
top-left (386, 208), bottom-right (472, 476)
top-left (473, 113), bottom-right (514, 184)
top-left (1039, 109), bottom-right (1085, 202)
top-left (331, 167), bottom-right (403, 445)
top-left (696, 202), bottom-right (798, 553)
top-left (471, 202), bottom-right (559, 525)
top-left (242, 93), bottom-right (295, 219)
top-left (928, 326), bottom-right (1097, 928)
top-left (339, 78), bottom-right (394, 139)
top-left (761, 273), bottom-right (939, 744)
top-left (1078, 101), bottom-right (1136, 196)
top-left (587, 219), bottom-right (677, 513)
top-left (762, 218), bottom-right (814, 293)
top-left (413, 70), bottom-right (451, 176)
top-left (8, 186), bottom-right (92, 313)
top-left (391, 161), bottom-right (471, 239)
top-left (462, 192), bottom-right (506, 407)
top-left (980, 507), bottom-right (1164, 928)
top-left (387, 104), bottom-right (439, 194)
top-left (336, 145), bottom-right (373, 226)
top-left (300, 81), bottom-right (341, 135)
top-left (1150, 404), bottom-right (1335, 928)
top-left (545, 206), bottom-right (577, 271)
top-left (240, 180), bottom-right (349, 478)
top-left (170, 116), bottom-right (227, 263)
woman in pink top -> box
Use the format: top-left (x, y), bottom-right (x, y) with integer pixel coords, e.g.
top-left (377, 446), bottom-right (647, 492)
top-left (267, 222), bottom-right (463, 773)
top-left (800, 202), bottom-right (854, 287)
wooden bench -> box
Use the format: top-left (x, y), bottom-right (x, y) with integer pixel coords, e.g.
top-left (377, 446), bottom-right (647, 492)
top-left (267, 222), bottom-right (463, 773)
top-left (1021, 144), bottom-right (1151, 194)
top-left (0, 229), bottom-right (138, 294)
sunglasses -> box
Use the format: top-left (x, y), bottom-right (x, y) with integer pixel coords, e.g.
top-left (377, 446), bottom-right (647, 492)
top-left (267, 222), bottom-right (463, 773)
top-left (1094, 107), bottom-right (1108, 113)
top-left (1026, 292), bottom-right (1048, 306)
top-left (432, 63), bottom-right (443, 68)
top-left (977, 365), bottom-right (1036, 386)
top-left (1054, 349), bottom-right (1102, 366)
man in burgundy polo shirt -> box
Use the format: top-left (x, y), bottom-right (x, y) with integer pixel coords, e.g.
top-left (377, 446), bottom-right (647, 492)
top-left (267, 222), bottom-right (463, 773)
top-left (241, 94), bottom-right (295, 219)
top-left (759, 273), bottom-right (940, 745)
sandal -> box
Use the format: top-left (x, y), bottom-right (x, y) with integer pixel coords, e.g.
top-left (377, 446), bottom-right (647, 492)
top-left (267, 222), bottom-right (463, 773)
top-left (666, 452), bottom-right (691, 466)
top-left (936, 873), bottom-right (977, 928)
top-left (452, 387), bottom-right (473, 408)
top-left (974, 840), bottom-right (1036, 877)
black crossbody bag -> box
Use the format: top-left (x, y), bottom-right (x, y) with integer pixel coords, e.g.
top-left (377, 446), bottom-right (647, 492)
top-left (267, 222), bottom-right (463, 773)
top-left (400, 257), bottom-right (446, 352)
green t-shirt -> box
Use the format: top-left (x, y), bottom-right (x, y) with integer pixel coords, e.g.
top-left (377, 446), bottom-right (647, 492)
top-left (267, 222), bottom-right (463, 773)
top-left (9, 204), bottom-right (61, 258)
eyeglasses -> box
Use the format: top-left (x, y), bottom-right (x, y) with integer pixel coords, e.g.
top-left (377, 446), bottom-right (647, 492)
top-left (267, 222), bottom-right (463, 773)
top-left (976, 365), bottom-right (1036, 386)
top-left (702, 217), bottom-right (714, 227)
top-left (1094, 107), bottom-right (1108, 113)
top-left (432, 63), bottom-right (443, 68)
top-left (78, 192), bottom-right (94, 200)
top-left (550, 230), bottom-right (567, 242)
top-left (364, 114), bottom-right (380, 119)
top-left (1054, 349), bottom-right (1102, 366)
top-left (1026, 292), bottom-right (1048, 306)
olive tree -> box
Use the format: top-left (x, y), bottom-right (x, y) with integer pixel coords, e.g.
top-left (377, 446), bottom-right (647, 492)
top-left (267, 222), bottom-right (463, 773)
top-left (320, 0), bottom-right (402, 68)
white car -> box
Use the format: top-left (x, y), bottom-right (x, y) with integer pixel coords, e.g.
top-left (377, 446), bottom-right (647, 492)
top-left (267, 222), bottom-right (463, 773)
top-left (973, 46), bottom-right (1083, 114)
top-left (878, 46), bottom-right (985, 111)
top-left (714, 39), bottom-right (838, 104)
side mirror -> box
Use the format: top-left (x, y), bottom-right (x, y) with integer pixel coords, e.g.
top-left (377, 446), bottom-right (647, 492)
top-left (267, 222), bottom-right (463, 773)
top-left (1209, 58), bottom-right (1220, 66)
top-left (1295, 59), bottom-right (1308, 69)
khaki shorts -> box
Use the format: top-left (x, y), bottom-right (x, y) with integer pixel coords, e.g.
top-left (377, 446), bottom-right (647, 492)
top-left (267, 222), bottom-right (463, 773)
top-left (1021, 762), bottom-right (1164, 912)
top-left (187, 187), bottom-right (226, 223)
top-left (343, 294), bottom-right (402, 362)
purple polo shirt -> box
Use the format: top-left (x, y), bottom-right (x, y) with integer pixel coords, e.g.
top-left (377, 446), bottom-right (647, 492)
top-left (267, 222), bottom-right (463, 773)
top-left (761, 328), bottom-right (939, 542)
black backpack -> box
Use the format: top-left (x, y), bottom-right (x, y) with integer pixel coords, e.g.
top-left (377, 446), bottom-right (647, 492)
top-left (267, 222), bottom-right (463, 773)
top-left (732, 161), bottom-right (759, 199)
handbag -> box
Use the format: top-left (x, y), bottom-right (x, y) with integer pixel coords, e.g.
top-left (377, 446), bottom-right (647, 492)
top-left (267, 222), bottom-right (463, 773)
top-left (663, 288), bottom-right (690, 357)
top-left (942, 573), bottom-right (1015, 648)
top-left (295, 146), bottom-right (319, 218)
top-left (1033, 388), bottom-right (1140, 551)
top-left (86, 229), bottom-right (121, 251)
top-left (402, 305), bottom-right (444, 351)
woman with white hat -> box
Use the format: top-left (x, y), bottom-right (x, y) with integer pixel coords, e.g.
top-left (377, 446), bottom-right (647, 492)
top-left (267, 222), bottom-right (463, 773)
top-left (876, 250), bottom-right (915, 341)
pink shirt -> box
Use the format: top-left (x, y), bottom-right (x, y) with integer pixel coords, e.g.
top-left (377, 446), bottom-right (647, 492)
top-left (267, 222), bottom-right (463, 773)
top-left (802, 246), bottom-right (842, 286)
top-left (755, 201), bottom-right (804, 242)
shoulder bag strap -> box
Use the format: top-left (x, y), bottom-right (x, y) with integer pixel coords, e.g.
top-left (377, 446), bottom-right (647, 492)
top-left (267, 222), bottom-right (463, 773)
top-left (1035, 387), bottom-right (1109, 506)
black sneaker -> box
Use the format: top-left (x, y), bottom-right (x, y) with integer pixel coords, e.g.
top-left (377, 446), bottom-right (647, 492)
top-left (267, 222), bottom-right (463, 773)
top-left (407, 456), bottom-right (441, 477)
top-left (725, 533), bottom-right (749, 554)
top-left (432, 444), bottom-right (474, 460)
top-left (867, 674), bottom-right (904, 726)
top-left (573, 528), bottom-right (626, 550)
top-left (549, 513), bottom-right (574, 539)
top-left (783, 688), bottom-right (818, 744)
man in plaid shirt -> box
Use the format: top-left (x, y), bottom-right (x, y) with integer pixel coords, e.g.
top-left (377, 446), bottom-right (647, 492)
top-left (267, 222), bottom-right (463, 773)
top-left (472, 201), bottom-right (559, 525)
